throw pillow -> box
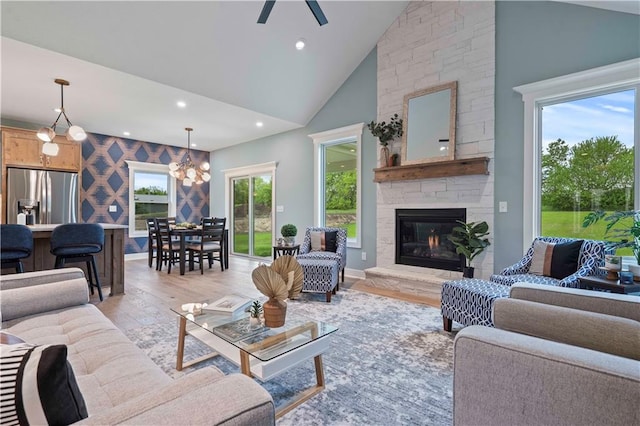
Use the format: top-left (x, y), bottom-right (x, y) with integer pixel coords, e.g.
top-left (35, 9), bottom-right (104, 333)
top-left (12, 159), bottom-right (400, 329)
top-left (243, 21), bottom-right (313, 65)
top-left (0, 343), bottom-right (88, 426)
top-left (529, 240), bottom-right (583, 279)
top-left (310, 231), bottom-right (338, 252)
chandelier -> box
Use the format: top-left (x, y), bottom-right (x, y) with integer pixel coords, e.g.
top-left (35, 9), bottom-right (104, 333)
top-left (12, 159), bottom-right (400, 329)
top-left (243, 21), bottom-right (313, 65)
top-left (169, 128), bottom-right (211, 186)
top-left (37, 79), bottom-right (87, 157)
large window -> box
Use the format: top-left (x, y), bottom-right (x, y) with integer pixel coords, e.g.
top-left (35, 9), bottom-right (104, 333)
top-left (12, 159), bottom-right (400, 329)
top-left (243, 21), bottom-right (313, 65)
top-left (310, 123), bottom-right (363, 248)
top-left (126, 161), bottom-right (176, 238)
top-left (515, 59), bottom-right (639, 252)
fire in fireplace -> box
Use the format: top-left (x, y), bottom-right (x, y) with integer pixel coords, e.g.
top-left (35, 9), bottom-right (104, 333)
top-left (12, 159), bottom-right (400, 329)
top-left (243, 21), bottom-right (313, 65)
top-left (395, 208), bottom-right (466, 271)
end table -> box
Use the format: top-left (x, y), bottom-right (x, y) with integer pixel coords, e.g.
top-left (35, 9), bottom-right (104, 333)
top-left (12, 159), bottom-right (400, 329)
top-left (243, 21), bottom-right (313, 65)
top-left (579, 275), bottom-right (640, 294)
top-left (273, 244), bottom-right (300, 260)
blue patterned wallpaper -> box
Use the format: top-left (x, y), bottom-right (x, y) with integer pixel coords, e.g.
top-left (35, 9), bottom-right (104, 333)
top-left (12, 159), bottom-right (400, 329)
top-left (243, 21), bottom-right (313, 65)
top-left (81, 133), bottom-right (210, 254)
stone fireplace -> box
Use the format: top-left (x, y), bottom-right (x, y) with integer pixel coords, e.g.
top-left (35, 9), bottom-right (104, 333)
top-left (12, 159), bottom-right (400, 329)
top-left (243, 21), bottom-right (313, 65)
top-left (396, 208), bottom-right (465, 271)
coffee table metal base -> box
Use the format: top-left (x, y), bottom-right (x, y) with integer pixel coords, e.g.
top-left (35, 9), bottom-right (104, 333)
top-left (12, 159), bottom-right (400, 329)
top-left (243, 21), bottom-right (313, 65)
top-left (175, 316), bottom-right (328, 418)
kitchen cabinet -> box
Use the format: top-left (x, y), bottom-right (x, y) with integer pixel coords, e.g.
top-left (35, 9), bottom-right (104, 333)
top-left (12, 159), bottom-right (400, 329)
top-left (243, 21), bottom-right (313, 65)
top-left (1, 127), bottom-right (82, 172)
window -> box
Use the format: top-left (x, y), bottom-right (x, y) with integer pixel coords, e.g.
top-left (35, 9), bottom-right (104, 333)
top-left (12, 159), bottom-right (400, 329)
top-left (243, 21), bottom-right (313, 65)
top-left (310, 123), bottom-right (363, 248)
top-left (515, 59), bottom-right (639, 252)
top-left (126, 161), bottom-right (176, 238)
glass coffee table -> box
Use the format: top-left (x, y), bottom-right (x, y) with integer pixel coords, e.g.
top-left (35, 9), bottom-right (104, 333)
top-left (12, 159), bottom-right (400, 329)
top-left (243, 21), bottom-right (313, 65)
top-left (171, 300), bottom-right (338, 418)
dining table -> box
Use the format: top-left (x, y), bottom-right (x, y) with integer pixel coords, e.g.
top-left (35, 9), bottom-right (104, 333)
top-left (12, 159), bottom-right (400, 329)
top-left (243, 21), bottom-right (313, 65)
top-left (169, 227), bottom-right (229, 275)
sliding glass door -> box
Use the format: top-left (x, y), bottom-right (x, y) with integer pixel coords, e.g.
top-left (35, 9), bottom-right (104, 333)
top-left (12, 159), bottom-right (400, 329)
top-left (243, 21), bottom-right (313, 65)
top-left (231, 174), bottom-right (272, 258)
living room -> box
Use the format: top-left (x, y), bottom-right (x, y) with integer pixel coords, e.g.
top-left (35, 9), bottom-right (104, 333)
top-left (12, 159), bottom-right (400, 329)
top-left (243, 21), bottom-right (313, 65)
top-left (1, 1), bottom-right (639, 425)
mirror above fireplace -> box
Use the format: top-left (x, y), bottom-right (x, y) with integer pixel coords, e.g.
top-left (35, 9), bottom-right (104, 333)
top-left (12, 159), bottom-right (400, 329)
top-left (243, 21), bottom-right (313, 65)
top-left (401, 81), bottom-right (457, 165)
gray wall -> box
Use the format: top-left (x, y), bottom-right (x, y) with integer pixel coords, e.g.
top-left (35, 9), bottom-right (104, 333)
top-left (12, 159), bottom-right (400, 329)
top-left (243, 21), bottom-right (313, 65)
top-left (494, 1), bottom-right (640, 270)
top-left (209, 49), bottom-right (379, 270)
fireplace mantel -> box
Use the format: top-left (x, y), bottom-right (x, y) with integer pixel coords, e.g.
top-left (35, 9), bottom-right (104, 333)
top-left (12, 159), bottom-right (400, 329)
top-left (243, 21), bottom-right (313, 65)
top-left (373, 157), bottom-right (489, 183)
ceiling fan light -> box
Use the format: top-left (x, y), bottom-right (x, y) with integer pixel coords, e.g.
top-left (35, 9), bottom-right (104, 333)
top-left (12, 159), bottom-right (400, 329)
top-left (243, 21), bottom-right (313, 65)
top-left (42, 141), bottom-right (60, 156)
top-left (66, 125), bottom-right (87, 141)
top-left (37, 127), bottom-right (55, 142)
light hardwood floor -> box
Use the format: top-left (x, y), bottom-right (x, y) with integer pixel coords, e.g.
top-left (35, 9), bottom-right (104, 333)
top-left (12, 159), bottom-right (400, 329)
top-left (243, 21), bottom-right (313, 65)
top-left (96, 256), bottom-right (439, 331)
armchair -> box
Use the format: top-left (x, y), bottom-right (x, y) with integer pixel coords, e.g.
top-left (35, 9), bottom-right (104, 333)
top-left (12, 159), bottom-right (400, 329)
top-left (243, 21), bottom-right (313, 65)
top-left (453, 284), bottom-right (640, 426)
top-left (490, 237), bottom-right (609, 288)
top-left (298, 227), bottom-right (347, 282)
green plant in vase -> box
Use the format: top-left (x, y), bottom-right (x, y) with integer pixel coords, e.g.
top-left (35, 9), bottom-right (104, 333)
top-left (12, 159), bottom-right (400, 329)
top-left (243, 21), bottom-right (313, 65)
top-left (447, 220), bottom-right (491, 278)
top-left (367, 113), bottom-right (403, 167)
top-left (280, 224), bottom-right (297, 246)
top-left (249, 300), bottom-right (262, 326)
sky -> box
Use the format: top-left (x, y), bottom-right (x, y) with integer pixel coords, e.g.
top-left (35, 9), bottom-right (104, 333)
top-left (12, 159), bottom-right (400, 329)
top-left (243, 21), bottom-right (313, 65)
top-left (135, 172), bottom-right (168, 191)
top-left (542, 88), bottom-right (635, 151)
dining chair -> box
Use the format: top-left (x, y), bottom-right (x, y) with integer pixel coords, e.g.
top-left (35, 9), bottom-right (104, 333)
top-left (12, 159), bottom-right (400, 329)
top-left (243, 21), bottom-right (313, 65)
top-left (156, 217), bottom-right (180, 273)
top-left (146, 218), bottom-right (159, 269)
top-left (186, 217), bottom-right (226, 274)
top-left (50, 223), bottom-right (104, 301)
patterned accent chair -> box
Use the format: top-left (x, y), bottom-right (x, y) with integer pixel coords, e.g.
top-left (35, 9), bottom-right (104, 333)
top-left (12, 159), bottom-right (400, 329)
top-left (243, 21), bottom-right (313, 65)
top-left (490, 237), bottom-right (610, 288)
top-left (297, 227), bottom-right (347, 282)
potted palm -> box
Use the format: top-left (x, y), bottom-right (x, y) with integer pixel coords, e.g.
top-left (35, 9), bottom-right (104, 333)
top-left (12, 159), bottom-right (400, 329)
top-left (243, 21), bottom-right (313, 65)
top-left (367, 113), bottom-right (403, 167)
top-left (447, 220), bottom-right (491, 278)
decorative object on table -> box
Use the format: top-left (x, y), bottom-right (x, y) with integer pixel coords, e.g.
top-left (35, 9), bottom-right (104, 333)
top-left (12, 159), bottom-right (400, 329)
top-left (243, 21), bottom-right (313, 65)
top-left (176, 222), bottom-right (197, 229)
top-left (251, 255), bottom-right (302, 327)
top-left (447, 220), bottom-right (491, 278)
top-left (37, 78), bottom-right (87, 157)
top-left (367, 113), bottom-right (403, 167)
top-left (212, 317), bottom-right (266, 342)
top-left (618, 270), bottom-right (634, 284)
top-left (583, 209), bottom-right (640, 279)
top-left (202, 295), bottom-right (252, 316)
top-left (249, 300), bottom-right (263, 326)
top-left (280, 223), bottom-right (298, 246)
top-left (168, 128), bottom-right (211, 187)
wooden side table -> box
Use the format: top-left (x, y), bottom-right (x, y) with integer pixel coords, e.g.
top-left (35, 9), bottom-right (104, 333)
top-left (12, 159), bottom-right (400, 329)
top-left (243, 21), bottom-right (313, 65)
top-left (578, 275), bottom-right (640, 294)
top-left (273, 244), bottom-right (300, 260)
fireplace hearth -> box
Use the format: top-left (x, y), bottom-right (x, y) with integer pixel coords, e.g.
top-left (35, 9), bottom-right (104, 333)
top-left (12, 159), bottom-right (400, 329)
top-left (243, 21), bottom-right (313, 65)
top-left (396, 208), bottom-right (465, 271)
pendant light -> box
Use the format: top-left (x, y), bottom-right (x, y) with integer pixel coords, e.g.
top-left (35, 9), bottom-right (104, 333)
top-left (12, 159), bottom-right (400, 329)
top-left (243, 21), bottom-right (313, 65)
top-left (169, 128), bottom-right (211, 186)
top-left (37, 79), bottom-right (87, 156)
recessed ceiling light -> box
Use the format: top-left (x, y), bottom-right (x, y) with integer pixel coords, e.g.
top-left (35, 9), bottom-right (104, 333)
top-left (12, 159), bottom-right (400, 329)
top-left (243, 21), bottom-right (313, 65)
top-left (123, 131), bottom-right (130, 136)
top-left (256, 121), bottom-right (264, 127)
top-left (177, 101), bottom-right (187, 108)
top-left (295, 39), bottom-right (306, 50)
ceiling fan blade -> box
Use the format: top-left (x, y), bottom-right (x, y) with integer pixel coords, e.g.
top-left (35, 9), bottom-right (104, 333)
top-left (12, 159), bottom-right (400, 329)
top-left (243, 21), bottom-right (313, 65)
top-left (305, 0), bottom-right (328, 26)
top-left (257, 0), bottom-right (276, 24)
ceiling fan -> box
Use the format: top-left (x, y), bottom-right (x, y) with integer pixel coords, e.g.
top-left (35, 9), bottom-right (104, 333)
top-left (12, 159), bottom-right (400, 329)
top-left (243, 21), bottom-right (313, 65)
top-left (257, 0), bottom-right (328, 26)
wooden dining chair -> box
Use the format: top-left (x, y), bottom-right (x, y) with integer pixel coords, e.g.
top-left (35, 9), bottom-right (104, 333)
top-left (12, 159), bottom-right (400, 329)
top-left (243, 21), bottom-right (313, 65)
top-left (186, 217), bottom-right (226, 274)
top-left (146, 218), bottom-right (159, 269)
top-left (156, 217), bottom-right (180, 273)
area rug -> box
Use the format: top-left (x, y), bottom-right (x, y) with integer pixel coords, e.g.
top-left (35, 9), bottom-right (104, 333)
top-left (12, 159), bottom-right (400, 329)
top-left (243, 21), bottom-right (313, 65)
top-left (125, 289), bottom-right (455, 425)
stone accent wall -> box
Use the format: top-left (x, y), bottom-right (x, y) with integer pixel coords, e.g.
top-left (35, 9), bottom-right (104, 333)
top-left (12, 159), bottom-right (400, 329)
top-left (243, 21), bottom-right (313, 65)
top-left (376, 1), bottom-right (495, 278)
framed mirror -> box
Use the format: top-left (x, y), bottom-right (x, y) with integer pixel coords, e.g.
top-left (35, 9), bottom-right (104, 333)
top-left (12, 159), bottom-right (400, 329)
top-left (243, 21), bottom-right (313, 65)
top-left (401, 81), bottom-right (457, 165)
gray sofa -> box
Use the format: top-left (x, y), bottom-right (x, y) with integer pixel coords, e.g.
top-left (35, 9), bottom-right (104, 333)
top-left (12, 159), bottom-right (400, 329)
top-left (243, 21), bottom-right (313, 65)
top-left (453, 283), bottom-right (640, 426)
top-left (1, 268), bottom-right (275, 425)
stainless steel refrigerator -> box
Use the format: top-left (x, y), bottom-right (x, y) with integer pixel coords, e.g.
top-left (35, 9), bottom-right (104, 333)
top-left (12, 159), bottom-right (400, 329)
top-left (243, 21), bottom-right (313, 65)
top-left (6, 167), bottom-right (79, 224)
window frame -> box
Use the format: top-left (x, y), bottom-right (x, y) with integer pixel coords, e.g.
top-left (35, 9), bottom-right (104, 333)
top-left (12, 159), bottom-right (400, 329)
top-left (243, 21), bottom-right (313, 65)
top-left (514, 58), bottom-right (640, 252)
top-left (125, 160), bottom-right (176, 238)
top-left (309, 123), bottom-right (364, 249)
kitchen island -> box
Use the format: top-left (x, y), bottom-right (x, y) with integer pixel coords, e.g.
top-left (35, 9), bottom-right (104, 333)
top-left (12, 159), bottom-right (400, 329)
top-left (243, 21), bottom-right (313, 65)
top-left (22, 224), bottom-right (127, 296)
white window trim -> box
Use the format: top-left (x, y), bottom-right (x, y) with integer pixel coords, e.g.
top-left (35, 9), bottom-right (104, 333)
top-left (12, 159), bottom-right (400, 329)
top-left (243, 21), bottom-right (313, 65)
top-left (514, 58), bottom-right (640, 253)
top-left (222, 161), bottom-right (277, 250)
top-left (125, 160), bottom-right (177, 238)
top-left (309, 122), bottom-right (364, 249)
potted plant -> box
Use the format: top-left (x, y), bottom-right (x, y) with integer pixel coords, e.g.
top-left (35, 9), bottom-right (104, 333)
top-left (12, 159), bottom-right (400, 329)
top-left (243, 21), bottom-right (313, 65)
top-left (281, 224), bottom-right (297, 246)
top-left (249, 300), bottom-right (262, 326)
top-left (583, 210), bottom-right (640, 278)
top-left (251, 255), bottom-right (303, 327)
top-left (367, 113), bottom-right (403, 167)
top-left (447, 220), bottom-right (491, 278)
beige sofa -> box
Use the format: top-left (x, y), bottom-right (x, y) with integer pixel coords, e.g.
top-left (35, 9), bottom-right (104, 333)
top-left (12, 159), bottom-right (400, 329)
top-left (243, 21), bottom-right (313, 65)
top-left (1, 268), bottom-right (275, 425)
top-left (453, 283), bottom-right (640, 426)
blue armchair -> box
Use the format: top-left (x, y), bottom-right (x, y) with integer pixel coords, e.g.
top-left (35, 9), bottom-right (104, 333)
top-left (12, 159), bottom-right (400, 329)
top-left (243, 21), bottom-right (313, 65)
top-left (298, 227), bottom-right (347, 282)
top-left (490, 237), bottom-right (610, 288)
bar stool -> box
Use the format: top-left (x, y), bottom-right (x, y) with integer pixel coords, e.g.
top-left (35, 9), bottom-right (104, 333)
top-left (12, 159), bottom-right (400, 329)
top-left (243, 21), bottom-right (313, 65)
top-left (0, 224), bottom-right (33, 273)
top-left (50, 223), bottom-right (105, 301)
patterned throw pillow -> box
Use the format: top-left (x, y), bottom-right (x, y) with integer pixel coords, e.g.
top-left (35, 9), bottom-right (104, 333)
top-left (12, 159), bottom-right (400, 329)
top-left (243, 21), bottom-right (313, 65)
top-left (310, 231), bottom-right (338, 252)
top-left (0, 343), bottom-right (88, 426)
top-left (529, 240), bottom-right (583, 279)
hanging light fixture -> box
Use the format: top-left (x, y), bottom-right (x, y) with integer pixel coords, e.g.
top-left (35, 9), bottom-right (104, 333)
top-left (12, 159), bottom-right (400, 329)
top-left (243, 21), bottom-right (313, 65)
top-left (169, 128), bottom-right (211, 187)
top-left (37, 79), bottom-right (87, 156)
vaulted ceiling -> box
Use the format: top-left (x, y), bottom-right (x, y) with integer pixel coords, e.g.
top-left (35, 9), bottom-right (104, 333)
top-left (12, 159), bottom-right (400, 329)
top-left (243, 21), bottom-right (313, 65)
top-left (1, 1), bottom-right (409, 151)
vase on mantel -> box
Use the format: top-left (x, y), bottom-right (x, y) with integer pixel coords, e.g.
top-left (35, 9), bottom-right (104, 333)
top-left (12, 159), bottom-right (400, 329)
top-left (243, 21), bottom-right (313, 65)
top-left (380, 146), bottom-right (390, 168)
